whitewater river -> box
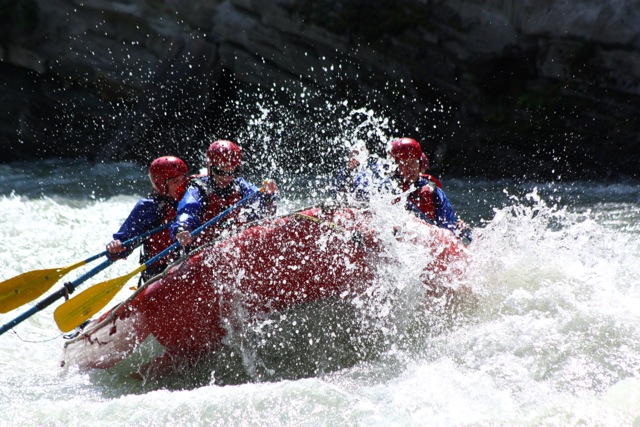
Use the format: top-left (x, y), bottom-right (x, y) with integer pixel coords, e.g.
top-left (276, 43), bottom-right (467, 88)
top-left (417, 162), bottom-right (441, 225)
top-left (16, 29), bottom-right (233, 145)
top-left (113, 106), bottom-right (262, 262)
top-left (0, 159), bottom-right (639, 426)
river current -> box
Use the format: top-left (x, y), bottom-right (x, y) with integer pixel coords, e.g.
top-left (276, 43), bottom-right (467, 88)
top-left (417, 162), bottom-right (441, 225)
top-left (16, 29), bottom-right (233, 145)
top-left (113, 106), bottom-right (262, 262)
top-left (0, 159), bottom-right (639, 426)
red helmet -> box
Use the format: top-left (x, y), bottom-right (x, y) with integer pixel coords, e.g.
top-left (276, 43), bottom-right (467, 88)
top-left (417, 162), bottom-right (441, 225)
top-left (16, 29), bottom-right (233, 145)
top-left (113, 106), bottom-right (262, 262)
top-left (206, 140), bottom-right (242, 169)
top-left (390, 138), bottom-right (422, 161)
top-left (420, 152), bottom-right (430, 171)
top-left (149, 156), bottom-right (188, 196)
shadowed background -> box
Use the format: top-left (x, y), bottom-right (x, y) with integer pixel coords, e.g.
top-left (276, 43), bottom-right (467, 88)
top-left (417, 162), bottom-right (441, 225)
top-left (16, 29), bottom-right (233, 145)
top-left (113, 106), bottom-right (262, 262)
top-left (1, 0), bottom-right (638, 180)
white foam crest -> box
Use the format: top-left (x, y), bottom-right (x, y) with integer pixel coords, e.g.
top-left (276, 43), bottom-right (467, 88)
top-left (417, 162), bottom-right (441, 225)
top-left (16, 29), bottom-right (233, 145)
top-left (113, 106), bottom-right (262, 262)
top-left (421, 187), bottom-right (640, 403)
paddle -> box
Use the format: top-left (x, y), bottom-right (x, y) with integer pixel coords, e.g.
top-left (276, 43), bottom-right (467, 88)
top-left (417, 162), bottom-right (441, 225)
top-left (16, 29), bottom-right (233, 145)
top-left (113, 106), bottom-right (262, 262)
top-left (53, 189), bottom-right (263, 332)
top-left (0, 223), bottom-right (170, 314)
top-left (0, 259), bottom-right (114, 336)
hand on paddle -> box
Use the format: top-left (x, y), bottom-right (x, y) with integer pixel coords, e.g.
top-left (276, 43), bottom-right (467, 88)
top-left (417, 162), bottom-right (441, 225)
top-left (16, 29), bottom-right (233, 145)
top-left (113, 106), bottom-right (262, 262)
top-left (53, 189), bottom-right (264, 332)
top-left (175, 230), bottom-right (194, 247)
top-left (262, 179), bottom-right (277, 195)
top-left (106, 239), bottom-right (126, 254)
top-left (106, 239), bottom-right (128, 260)
top-left (0, 223), bottom-right (171, 336)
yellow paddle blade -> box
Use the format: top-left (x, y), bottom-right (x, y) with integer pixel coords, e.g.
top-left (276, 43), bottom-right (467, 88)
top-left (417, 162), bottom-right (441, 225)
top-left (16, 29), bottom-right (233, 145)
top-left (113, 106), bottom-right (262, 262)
top-left (0, 260), bottom-right (87, 313)
top-left (53, 265), bottom-right (145, 332)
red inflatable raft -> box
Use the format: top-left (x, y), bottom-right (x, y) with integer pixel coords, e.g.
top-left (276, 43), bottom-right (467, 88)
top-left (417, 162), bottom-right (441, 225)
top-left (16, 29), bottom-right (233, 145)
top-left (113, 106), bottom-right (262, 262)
top-left (60, 206), bottom-right (468, 378)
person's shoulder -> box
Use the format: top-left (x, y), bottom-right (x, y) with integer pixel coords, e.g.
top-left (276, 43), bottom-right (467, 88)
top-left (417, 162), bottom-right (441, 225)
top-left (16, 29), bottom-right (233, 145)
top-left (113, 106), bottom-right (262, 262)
top-left (420, 173), bottom-right (443, 189)
top-left (129, 196), bottom-right (164, 216)
top-left (236, 176), bottom-right (258, 190)
top-left (186, 174), bottom-right (207, 186)
top-left (136, 195), bottom-right (160, 207)
top-left (184, 175), bottom-right (208, 194)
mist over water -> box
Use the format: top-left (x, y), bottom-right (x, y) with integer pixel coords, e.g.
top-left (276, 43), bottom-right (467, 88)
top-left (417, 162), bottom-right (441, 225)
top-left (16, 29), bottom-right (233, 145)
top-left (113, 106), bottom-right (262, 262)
top-left (1, 117), bottom-right (640, 424)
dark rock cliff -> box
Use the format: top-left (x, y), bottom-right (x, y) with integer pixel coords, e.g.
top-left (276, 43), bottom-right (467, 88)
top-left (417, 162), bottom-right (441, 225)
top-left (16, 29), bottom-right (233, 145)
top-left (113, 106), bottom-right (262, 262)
top-left (1, 0), bottom-right (638, 180)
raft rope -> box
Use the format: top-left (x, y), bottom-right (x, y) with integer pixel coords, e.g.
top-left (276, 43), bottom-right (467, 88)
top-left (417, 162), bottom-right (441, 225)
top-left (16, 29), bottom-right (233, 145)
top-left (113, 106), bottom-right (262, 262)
top-left (8, 328), bottom-right (65, 343)
top-left (293, 213), bottom-right (348, 234)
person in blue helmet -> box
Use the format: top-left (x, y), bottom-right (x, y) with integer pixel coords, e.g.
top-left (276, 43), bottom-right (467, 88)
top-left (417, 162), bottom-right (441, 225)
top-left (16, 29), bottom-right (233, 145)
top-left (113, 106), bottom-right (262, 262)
top-left (171, 139), bottom-right (278, 248)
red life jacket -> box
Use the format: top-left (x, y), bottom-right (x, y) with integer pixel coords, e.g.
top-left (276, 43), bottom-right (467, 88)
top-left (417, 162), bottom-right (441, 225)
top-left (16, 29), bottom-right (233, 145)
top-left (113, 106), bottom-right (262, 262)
top-left (407, 180), bottom-right (437, 222)
top-left (193, 177), bottom-right (247, 244)
top-left (141, 195), bottom-right (178, 268)
top-left (141, 175), bottom-right (197, 267)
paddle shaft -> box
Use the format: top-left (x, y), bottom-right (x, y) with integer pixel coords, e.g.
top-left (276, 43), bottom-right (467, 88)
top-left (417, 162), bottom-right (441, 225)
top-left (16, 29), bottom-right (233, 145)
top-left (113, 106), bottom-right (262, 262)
top-left (0, 260), bottom-right (113, 336)
top-left (142, 190), bottom-right (261, 271)
top-left (52, 188), bottom-right (263, 332)
top-left (83, 222), bottom-right (171, 264)
top-left (0, 222), bottom-right (169, 335)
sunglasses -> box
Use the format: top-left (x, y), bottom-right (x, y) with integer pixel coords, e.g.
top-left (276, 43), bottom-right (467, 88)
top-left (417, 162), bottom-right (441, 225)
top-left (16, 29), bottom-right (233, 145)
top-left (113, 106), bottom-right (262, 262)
top-left (210, 166), bottom-right (238, 177)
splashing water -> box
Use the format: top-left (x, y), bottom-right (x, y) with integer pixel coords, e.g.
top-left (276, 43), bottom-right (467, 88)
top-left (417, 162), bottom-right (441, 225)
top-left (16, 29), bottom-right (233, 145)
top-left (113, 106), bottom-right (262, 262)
top-left (1, 140), bottom-right (640, 424)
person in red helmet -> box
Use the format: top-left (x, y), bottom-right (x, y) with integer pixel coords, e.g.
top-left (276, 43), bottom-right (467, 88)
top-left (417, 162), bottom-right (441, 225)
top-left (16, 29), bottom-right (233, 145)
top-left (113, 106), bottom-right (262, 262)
top-left (106, 156), bottom-right (190, 282)
top-left (171, 140), bottom-right (278, 248)
top-left (389, 138), bottom-right (472, 244)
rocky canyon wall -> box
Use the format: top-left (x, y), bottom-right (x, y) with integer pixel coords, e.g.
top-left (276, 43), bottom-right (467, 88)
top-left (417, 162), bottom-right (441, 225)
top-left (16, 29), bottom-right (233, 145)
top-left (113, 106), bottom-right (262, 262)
top-left (1, 0), bottom-right (638, 179)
